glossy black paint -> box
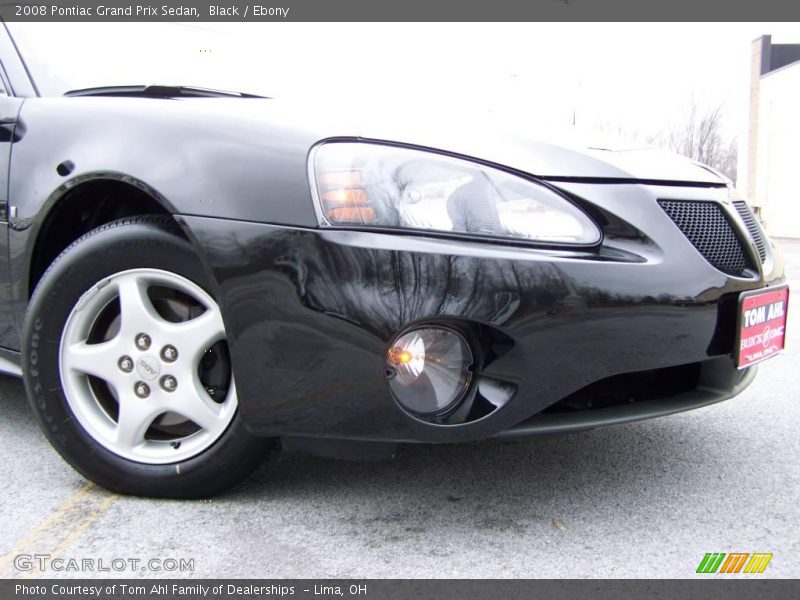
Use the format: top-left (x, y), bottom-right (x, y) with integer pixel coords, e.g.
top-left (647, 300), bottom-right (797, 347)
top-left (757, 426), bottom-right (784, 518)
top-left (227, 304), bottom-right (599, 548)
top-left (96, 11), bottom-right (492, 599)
top-left (0, 95), bottom-right (23, 347)
top-left (0, 94), bottom-right (741, 352)
top-left (178, 180), bottom-right (783, 442)
top-left (0, 26), bottom-right (786, 443)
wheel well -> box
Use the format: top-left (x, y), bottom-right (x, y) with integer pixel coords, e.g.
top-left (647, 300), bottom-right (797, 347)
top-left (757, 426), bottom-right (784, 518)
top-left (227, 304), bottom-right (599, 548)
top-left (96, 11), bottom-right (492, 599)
top-left (29, 179), bottom-right (175, 296)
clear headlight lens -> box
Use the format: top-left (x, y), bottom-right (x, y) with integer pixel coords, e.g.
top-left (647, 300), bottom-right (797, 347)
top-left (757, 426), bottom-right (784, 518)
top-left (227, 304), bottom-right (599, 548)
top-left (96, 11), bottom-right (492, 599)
top-left (311, 142), bottom-right (601, 245)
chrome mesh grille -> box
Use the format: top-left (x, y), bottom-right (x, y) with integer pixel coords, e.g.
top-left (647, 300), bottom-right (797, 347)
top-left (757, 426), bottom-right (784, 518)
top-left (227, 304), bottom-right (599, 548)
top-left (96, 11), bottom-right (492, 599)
top-left (733, 201), bottom-right (767, 263)
top-left (658, 200), bottom-right (751, 276)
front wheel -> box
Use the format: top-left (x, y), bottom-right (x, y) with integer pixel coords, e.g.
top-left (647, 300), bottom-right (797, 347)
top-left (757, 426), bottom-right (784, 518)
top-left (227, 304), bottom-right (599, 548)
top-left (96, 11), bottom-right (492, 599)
top-left (23, 216), bottom-right (275, 498)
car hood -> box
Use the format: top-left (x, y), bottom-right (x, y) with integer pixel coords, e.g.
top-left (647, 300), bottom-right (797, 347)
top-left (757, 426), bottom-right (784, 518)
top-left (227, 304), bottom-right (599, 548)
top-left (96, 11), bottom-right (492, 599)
top-left (339, 115), bottom-right (727, 185)
top-left (68, 96), bottom-right (728, 186)
top-left (180, 97), bottom-right (725, 185)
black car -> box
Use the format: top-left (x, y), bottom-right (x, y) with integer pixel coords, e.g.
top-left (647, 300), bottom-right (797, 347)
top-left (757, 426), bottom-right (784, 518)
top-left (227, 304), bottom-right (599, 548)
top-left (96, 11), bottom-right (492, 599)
top-left (0, 25), bottom-right (789, 498)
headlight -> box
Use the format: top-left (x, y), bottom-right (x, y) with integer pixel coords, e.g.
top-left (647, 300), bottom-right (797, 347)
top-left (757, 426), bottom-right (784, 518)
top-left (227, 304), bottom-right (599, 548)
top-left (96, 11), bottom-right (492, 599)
top-left (310, 142), bottom-right (601, 245)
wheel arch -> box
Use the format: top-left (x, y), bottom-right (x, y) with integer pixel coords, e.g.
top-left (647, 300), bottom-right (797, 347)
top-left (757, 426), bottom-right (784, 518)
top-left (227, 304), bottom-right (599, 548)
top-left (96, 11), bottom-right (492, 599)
top-left (27, 172), bottom-right (184, 297)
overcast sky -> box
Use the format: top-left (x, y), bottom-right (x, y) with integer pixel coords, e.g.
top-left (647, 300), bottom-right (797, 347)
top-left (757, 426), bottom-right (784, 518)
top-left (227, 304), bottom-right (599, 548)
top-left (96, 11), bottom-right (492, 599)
top-left (8, 22), bottom-right (800, 149)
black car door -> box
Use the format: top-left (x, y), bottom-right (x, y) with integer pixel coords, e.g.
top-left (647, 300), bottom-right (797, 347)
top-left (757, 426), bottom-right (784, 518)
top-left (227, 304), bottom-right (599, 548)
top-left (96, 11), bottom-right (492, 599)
top-left (0, 91), bottom-right (23, 350)
top-left (0, 24), bottom-right (37, 355)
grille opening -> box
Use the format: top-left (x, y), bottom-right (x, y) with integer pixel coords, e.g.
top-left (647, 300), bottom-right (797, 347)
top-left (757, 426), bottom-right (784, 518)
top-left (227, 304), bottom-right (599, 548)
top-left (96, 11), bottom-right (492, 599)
top-left (658, 200), bottom-right (752, 276)
top-left (542, 363), bottom-right (702, 414)
top-left (733, 201), bottom-right (767, 263)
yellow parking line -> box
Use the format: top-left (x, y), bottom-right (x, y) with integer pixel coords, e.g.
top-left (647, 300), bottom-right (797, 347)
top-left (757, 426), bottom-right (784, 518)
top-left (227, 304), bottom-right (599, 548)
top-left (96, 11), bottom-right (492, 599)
top-left (0, 483), bottom-right (96, 561)
top-left (0, 482), bottom-right (119, 578)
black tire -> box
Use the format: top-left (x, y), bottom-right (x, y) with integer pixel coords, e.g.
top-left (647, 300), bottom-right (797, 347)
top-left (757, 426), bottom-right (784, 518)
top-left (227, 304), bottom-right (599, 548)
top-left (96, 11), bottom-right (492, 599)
top-left (22, 215), bottom-right (276, 498)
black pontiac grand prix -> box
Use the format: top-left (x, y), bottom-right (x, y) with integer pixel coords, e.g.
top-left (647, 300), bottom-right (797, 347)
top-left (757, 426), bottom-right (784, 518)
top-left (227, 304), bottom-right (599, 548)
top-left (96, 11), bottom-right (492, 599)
top-left (0, 25), bottom-right (788, 497)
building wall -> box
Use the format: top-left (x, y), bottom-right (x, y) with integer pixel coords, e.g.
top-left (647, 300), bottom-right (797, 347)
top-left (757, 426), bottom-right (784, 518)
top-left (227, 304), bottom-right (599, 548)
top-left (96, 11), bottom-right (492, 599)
top-left (745, 37), bottom-right (767, 202)
top-left (755, 62), bottom-right (800, 238)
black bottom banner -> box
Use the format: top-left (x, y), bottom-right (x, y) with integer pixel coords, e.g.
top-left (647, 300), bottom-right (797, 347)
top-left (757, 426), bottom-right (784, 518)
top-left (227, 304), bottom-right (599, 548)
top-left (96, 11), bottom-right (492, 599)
top-left (4, 579), bottom-right (799, 600)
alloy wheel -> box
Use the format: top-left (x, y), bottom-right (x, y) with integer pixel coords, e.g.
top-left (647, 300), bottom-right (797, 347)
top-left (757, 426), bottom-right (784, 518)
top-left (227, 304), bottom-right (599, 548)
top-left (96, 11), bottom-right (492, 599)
top-left (59, 268), bottom-right (237, 464)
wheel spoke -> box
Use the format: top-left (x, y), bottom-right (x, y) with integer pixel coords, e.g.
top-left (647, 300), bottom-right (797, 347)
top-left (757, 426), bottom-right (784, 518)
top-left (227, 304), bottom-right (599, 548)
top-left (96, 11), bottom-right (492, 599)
top-left (116, 275), bottom-right (162, 337)
top-left (62, 339), bottom-right (121, 383)
top-left (166, 308), bottom-right (226, 358)
top-left (168, 379), bottom-right (228, 434)
top-left (115, 396), bottom-right (163, 451)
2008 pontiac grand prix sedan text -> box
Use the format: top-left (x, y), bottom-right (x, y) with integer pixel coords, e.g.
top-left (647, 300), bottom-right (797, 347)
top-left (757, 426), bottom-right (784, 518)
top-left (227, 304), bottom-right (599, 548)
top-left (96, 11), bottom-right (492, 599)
top-left (0, 25), bottom-right (789, 497)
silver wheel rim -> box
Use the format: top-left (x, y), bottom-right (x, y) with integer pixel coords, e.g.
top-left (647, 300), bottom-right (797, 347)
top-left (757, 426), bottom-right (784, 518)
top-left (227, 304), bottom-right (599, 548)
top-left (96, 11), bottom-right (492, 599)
top-left (59, 268), bottom-right (237, 464)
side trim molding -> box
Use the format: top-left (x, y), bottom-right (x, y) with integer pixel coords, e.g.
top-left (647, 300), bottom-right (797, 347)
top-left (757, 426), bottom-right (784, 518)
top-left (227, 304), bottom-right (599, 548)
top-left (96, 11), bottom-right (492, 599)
top-left (0, 348), bottom-right (22, 377)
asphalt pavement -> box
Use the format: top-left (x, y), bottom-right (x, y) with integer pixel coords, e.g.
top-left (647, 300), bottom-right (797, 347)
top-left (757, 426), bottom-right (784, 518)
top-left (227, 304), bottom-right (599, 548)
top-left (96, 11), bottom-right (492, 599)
top-left (1, 241), bottom-right (798, 579)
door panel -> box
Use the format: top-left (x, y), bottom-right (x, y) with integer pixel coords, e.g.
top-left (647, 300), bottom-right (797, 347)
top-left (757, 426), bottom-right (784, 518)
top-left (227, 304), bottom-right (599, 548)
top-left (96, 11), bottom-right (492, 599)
top-left (0, 95), bottom-right (24, 349)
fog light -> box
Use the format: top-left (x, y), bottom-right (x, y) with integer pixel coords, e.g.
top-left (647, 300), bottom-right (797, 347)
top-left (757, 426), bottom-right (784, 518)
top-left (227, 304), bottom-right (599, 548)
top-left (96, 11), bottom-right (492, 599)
top-left (387, 327), bottom-right (473, 415)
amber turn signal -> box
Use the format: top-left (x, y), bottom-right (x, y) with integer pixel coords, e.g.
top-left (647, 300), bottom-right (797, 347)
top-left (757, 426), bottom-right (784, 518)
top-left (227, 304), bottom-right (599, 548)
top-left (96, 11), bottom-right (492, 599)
top-left (319, 183), bottom-right (377, 224)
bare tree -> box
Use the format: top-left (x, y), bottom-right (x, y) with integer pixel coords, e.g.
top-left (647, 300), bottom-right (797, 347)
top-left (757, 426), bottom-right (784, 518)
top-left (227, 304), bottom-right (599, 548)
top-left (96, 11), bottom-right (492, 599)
top-left (662, 100), bottom-right (738, 182)
top-left (716, 136), bottom-right (738, 183)
top-left (582, 97), bottom-right (738, 182)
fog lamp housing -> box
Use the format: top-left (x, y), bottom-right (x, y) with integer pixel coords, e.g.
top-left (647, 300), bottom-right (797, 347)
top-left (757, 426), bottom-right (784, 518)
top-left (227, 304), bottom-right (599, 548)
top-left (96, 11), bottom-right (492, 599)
top-left (386, 327), bottom-right (473, 416)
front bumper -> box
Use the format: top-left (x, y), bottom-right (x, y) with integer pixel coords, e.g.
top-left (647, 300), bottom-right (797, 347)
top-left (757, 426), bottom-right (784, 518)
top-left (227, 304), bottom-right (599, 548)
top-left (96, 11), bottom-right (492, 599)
top-left (497, 358), bottom-right (756, 438)
top-left (178, 182), bottom-right (784, 444)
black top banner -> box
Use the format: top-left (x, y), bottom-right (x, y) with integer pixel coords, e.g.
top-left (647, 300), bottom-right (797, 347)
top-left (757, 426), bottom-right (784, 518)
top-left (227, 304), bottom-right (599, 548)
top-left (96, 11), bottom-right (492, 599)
top-left (1, 0), bottom-right (799, 22)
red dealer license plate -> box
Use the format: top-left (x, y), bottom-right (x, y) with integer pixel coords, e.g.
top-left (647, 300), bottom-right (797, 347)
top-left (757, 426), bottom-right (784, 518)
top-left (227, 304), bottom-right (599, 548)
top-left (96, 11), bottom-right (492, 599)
top-left (735, 286), bottom-right (790, 368)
